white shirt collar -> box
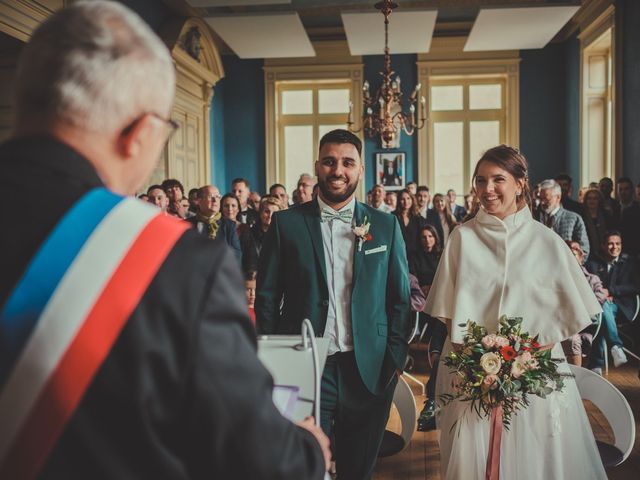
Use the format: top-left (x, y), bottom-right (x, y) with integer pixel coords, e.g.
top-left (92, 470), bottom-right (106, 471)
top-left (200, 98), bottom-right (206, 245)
top-left (317, 195), bottom-right (356, 217)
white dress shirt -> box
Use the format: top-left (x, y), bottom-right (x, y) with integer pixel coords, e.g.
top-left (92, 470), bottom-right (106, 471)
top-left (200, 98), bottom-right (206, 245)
top-left (318, 196), bottom-right (356, 355)
top-left (374, 202), bottom-right (393, 213)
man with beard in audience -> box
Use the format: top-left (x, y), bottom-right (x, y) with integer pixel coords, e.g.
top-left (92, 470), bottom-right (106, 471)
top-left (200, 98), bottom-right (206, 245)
top-left (416, 185), bottom-right (430, 219)
top-left (0, 2), bottom-right (330, 479)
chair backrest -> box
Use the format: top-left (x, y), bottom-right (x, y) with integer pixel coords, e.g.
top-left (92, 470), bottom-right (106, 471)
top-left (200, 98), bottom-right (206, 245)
top-left (632, 295), bottom-right (639, 322)
top-left (568, 364), bottom-right (635, 466)
top-left (407, 311), bottom-right (420, 343)
top-left (392, 376), bottom-right (417, 450)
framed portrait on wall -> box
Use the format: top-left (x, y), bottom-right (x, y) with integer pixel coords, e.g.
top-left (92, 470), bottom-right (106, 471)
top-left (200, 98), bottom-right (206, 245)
top-left (375, 152), bottom-right (405, 191)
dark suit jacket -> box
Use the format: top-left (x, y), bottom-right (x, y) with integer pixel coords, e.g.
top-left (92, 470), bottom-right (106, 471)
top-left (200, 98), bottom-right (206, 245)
top-left (561, 196), bottom-right (584, 216)
top-left (620, 202), bottom-right (640, 257)
top-left (187, 214), bottom-right (242, 264)
top-left (425, 208), bottom-right (444, 245)
top-left (452, 204), bottom-right (467, 223)
top-left (255, 199), bottom-right (411, 394)
top-left (587, 253), bottom-right (640, 323)
top-left (0, 136), bottom-right (325, 479)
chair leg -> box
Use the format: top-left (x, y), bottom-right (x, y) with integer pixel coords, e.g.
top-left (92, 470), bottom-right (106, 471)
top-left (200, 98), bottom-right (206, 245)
top-left (401, 372), bottom-right (425, 396)
top-left (604, 339), bottom-right (609, 375)
top-left (623, 347), bottom-right (640, 362)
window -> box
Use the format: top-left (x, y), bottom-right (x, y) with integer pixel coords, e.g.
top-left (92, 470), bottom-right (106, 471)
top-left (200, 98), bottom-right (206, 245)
top-left (581, 24), bottom-right (614, 186)
top-left (276, 82), bottom-right (351, 192)
top-left (428, 79), bottom-right (506, 196)
top-left (416, 48), bottom-right (519, 198)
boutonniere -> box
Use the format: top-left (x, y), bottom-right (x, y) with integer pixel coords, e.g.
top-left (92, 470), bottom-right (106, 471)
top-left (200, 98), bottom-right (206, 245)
top-left (352, 215), bottom-right (372, 252)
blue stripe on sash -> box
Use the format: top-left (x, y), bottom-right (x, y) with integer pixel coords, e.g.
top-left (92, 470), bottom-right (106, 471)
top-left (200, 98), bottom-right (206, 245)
top-left (0, 188), bottom-right (123, 388)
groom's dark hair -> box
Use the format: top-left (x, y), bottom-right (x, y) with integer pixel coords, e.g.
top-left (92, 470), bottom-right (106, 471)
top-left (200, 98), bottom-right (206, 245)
top-left (319, 129), bottom-right (362, 158)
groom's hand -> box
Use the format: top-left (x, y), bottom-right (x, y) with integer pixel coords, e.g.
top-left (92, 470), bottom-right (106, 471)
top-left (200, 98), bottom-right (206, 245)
top-left (297, 416), bottom-right (332, 471)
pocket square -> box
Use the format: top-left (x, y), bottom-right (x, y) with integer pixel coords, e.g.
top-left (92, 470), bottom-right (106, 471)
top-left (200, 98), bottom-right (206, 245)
top-left (364, 245), bottom-right (387, 255)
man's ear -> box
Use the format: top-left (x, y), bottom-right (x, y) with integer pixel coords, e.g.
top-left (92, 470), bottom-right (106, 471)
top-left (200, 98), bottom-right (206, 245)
top-left (117, 114), bottom-right (156, 159)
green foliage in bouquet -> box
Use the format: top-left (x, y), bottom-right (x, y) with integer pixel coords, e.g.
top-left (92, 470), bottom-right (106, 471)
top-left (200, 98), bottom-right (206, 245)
top-left (439, 315), bottom-right (570, 430)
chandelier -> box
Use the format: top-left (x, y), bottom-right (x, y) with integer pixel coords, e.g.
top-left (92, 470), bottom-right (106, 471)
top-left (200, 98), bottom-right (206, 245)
top-left (347, 0), bottom-right (427, 148)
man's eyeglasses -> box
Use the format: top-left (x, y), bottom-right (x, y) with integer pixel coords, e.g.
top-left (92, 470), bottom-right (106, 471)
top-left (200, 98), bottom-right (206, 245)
top-left (122, 112), bottom-right (179, 142)
top-left (149, 113), bottom-right (179, 141)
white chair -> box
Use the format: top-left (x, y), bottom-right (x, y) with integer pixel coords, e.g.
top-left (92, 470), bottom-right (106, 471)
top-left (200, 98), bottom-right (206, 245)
top-left (378, 376), bottom-right (417, 457)
top-left (403, 312), bottom-right (426, 396)
top-left (568, 364), bottom-right (636, 467)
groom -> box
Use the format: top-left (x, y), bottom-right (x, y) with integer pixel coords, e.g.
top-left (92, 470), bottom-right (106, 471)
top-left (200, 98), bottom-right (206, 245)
top-left (256, 129), bottom-right (411, 479)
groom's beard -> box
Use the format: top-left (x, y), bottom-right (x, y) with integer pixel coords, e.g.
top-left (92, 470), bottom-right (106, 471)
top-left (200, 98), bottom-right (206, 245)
top-left (318, 175), bottom-right (359, 204)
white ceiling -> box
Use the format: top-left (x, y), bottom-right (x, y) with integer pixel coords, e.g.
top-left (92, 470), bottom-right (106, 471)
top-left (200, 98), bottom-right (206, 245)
top-left (188, 0), bottom-right (291, 6)
top-left (206, 13), bottom-right (315, 59)
top-left (341, 10), bottom-right (437, 55)
top-left (464, 6), bottom-right (581, 51)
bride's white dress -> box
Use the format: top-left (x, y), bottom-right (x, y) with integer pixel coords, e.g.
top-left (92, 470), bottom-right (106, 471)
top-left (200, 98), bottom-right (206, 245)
top-left (425, 207), bottom-right (607, 479)
top-left (436, 342), bottom-right (607, 480)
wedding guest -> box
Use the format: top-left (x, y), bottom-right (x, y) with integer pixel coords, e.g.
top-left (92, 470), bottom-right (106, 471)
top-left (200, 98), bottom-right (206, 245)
top-left (269, 183), bottom-right (289, 210)
top-left (426, 145), bottom-right (606, 479)
top-left (249, 191), bottom-right (262, 211)
top-left (411, 225), bottom-right (445, 432)
top-left (187, 187), bottom-right (199, 213)
top-left (162, 178), bottom-right (188, 219)
top-left (240, 195), bottom-right (282, 275)
top-left (416, 185), bottom-right (430, 218)
top-left (245, 270), bottom-right (257, 326)
top-left (406, 181), bottom-right (417, 196)
top-left (426, 193), bottom-right (456, 244)
top-left (617, 177), bottom-right (640, 257)
top-left (147, 184), bottom-right (169, 213)
top-left (599, 177), bottom-right (620, 221)
top-left (137, 193), bottom-right (148, 202)
top-left (587, 231), bottom-right (640, 372)
top-left (393, 189), bottom-right (425, 262)
top-left (555, 173), bottom-right (584, 215)
top-left (221, 192), bottom-right (242, 235)
top-left (463, 193), bottom-right (475, 214)
top-left (567, 240), bottom-right (626, 375)
top-left (447, 189), bottom-right (467, 222)
top-left (582, 188), bottom-right (612, 258)
top-left (370, 184), bottom-right (392, 213)
top-left (232, 177), bottom-right (258, 225)
top-left (385, 190), bottom-right (397, 212)
top-left (189, 185), bottom-right (242, 262)
top-left (296, 173), bottom-right (316, 204)
top-left (536, 179), bottom-right (590, 258)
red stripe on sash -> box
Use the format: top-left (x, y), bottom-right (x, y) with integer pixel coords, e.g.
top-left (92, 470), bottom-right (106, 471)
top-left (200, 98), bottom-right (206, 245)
top-left (0, 215), bottom-right (188, 479)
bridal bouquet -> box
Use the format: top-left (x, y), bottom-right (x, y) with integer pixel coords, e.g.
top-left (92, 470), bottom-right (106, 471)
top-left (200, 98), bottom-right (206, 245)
top-left (440, 315), bottom-right (568, 430)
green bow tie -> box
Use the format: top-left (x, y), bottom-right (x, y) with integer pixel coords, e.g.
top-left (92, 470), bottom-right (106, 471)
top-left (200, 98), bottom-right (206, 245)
top-left (321, 207), bottom-right (352, 224)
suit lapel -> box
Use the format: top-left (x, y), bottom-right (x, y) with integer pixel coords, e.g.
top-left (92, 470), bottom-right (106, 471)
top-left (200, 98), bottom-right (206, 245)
top-left (352, 201), bottom-right (366, 291)
top-left (303, 200), bottom-right (328, 285)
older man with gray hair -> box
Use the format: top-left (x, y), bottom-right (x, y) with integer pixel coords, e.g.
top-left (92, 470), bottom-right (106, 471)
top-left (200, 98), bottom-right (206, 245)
top-left (0, 2), bottom-right (329, 479)
top-left (536, 179), bottom-right (590, 258)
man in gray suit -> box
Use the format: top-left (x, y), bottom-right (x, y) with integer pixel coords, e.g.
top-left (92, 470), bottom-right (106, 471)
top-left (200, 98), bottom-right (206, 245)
top-left (537, 179), bottom-right (590, 258)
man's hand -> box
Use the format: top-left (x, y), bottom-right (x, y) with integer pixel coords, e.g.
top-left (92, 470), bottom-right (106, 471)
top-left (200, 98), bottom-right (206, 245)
top-left (297, 416), bottom-right (331, 471)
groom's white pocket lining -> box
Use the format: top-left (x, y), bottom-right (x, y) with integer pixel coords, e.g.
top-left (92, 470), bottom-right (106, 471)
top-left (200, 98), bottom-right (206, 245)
top-left (364, 245), bottom-right (387, 255)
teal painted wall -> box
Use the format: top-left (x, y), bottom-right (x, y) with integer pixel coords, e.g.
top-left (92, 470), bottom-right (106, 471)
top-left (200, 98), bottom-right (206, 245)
top-left (362, 54), bottom-right (419, 192)
top-left (519, 43), bottom-right (570, 186)
top-left (212, 56), bottom-right (265, 193)
top-left (564, 36), bottom-right (581, 195)
top-left (619, 0), bottom-right (640, 183)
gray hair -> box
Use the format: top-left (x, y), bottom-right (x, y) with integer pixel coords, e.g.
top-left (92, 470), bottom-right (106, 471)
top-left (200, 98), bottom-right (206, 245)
top-left (15, 1), bottom-right (175, 134)
top-left (539, 179), bottom-right (562, 196)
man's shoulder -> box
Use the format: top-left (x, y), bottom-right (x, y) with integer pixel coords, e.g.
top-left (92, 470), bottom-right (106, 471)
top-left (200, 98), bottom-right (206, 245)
top-left (558, 207), bottom-right (582, 223)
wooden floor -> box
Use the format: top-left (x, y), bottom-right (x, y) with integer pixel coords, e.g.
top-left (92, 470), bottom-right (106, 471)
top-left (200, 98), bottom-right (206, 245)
top-left (374, 343), bottom-right (640, 480)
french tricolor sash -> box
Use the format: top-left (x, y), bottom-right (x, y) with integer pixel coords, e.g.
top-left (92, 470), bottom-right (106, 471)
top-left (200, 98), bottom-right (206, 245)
top-left (0, 188), bottom-right (189, 479)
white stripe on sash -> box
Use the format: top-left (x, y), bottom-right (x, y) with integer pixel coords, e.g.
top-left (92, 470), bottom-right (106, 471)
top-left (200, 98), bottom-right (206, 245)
top-left (0, 199), bottom-right (158, 463)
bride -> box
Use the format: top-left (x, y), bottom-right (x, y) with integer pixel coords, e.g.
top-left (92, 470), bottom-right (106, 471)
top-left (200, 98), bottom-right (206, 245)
top-left (425, 145), bottom-right (607, 479)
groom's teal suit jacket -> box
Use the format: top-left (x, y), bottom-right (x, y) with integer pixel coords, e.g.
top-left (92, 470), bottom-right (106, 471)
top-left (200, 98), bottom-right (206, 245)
top-left (256, 199), bottom-right (411, 394)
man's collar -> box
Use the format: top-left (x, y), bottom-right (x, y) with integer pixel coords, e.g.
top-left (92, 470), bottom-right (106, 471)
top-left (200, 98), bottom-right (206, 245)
top-left (550, 205), bottom-right (561, 216)
top-left (317, 195), bottom-right (355, 214)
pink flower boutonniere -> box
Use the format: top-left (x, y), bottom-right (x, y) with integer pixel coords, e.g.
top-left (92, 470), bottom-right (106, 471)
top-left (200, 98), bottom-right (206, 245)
top-left (352, 215), bottom-right (371, 252)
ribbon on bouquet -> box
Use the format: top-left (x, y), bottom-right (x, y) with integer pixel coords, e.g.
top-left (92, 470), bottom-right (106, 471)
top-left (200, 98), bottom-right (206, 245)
top-left (485, 405), bottom-right (503, 480)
